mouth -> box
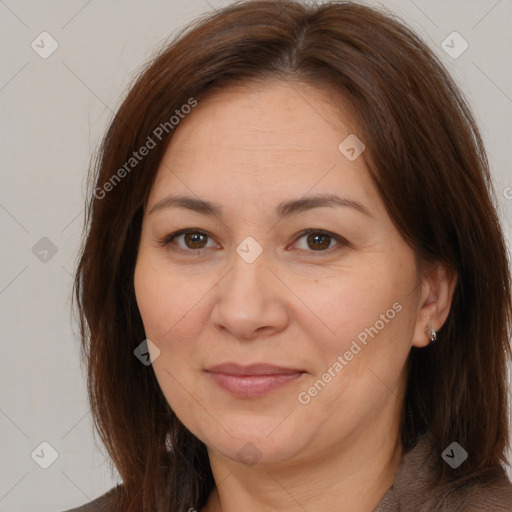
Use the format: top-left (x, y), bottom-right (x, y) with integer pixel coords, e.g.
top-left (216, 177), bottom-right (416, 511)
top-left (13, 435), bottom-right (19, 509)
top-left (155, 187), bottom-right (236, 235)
top-left (204, 363), bottom-right (306, 398)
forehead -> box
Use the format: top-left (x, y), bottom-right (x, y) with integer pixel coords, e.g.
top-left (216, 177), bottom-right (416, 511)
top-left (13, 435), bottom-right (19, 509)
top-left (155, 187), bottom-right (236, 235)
top-left (169, 78), bottom-right (357, 155)
top-left (148, 79), bottom-right (378, 213)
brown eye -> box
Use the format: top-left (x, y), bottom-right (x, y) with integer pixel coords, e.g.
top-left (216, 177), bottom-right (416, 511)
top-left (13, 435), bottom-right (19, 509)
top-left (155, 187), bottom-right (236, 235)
top-left (182, 232), bottom-right (208, 249)
top-left (160, 230), bottom-right (216, 252)
top-left (293, 229), bottom-right (346, 253)
top-left (160, 228), bottom-right (347, 256)
top-left (305, 232), bottom-right (331, 250)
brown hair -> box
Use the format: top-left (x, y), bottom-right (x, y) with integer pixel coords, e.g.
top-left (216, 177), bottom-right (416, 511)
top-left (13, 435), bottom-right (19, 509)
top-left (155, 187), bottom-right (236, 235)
top-left (73, 1), bottom-right (512, 510)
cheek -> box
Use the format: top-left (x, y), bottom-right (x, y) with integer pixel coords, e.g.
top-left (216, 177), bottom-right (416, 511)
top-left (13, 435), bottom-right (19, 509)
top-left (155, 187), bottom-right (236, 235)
top-left (304, 255), bottom-right (417, 385)
top-left (134, 259), bottom-right (205, 350)
top-left (296, 284), bottom-right (412, 420)
top-left (306, 271), bottom-right (406, 349)
top-left (134, 260), bottom-right (206, 411)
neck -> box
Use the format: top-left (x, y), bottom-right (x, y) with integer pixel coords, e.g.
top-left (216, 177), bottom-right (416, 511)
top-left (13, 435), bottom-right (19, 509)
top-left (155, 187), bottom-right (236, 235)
top-left (201, 419), bottom-right (403, 512)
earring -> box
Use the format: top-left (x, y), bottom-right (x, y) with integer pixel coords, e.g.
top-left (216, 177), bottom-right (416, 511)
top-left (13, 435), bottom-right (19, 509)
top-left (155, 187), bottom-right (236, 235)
top-left (425, 323), bottom-right (437, 344)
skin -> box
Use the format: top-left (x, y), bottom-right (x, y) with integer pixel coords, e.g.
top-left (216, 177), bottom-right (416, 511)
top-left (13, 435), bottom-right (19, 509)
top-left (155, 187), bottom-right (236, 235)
top-left (133, 79), bottom-right (457, 512)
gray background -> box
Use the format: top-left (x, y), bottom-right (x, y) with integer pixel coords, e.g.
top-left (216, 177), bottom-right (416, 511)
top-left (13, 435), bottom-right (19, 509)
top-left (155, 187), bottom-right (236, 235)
top-left (1, 0), bottom-right (511, 510)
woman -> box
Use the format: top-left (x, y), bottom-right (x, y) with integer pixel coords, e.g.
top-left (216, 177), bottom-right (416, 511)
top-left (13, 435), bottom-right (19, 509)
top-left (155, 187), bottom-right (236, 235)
top-left (66, 1), bottom-right (512, 511)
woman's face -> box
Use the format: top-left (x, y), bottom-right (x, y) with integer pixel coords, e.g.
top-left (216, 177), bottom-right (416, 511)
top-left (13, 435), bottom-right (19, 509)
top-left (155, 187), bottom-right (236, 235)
top-left (134, 80), bottom-right (431, 466)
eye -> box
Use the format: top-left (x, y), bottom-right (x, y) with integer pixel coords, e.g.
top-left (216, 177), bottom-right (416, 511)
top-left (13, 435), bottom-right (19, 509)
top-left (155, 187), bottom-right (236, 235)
top-left (159, 228), bottom-right (348, 255)
top-left (291, 229), bottom-right (347, 253)
top-left (159, 229), bottom-right (217, 253)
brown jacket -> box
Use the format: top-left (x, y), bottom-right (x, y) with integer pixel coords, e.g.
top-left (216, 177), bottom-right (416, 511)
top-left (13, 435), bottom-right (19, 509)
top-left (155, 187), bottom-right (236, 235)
top-left (62, 436), bottom-right (512, 511)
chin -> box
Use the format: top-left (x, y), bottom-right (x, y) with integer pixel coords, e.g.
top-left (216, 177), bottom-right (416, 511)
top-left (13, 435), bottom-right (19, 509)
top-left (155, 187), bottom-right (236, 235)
top-left (192, 414), bottom-right (309, 466)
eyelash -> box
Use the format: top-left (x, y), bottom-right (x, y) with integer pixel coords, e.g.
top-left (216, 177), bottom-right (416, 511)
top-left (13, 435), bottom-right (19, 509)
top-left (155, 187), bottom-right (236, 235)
top-left (157, 228), bottom-right (349, 256)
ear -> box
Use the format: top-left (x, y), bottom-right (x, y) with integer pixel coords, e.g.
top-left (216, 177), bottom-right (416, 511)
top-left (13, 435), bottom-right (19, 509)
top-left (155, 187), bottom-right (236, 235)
top-left (412, 262), bottom-right (458, 348)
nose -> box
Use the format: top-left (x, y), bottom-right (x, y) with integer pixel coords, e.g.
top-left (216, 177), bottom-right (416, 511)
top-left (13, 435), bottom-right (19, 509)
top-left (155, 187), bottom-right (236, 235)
top-left (210, 245), bottom-right (289, 340)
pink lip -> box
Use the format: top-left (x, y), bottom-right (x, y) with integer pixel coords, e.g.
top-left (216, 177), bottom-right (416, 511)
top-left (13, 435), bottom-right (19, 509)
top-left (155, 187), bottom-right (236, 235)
top-left (205, 363), bottom-right (306, 398)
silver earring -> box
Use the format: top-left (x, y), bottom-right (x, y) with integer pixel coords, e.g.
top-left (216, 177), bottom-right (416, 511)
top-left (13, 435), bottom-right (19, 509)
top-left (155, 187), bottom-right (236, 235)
top-left (425, 323), bottom-right (437, 344)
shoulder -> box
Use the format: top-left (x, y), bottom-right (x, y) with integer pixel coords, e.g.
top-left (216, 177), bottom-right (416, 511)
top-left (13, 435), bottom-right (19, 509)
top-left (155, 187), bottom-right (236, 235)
top-left (433, 465), bottom-right (512, 511)
top-left (60, 485), bottom-right (121, 512)
top-left (378, 435), bottom-right (512, 511)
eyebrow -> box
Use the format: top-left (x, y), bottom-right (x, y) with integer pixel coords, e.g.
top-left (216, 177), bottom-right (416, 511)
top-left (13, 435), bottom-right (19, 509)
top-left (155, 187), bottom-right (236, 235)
top-left (148, 193), bottom-right (372, 218)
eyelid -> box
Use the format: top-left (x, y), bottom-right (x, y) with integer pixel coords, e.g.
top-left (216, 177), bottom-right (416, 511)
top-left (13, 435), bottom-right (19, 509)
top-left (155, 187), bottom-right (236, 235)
top-left (159, 228), bottom-right (349, 254)
top-left (290, 229), bottom-right (348, 252)
top-left (158, 228), bottom-right (218, 251)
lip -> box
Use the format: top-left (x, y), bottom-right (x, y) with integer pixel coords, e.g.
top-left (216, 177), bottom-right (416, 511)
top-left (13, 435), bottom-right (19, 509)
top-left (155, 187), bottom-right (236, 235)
top-left (205, 363), bottom-right (306, 398)
top-left (206, 362), bottom-right (304, 375)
